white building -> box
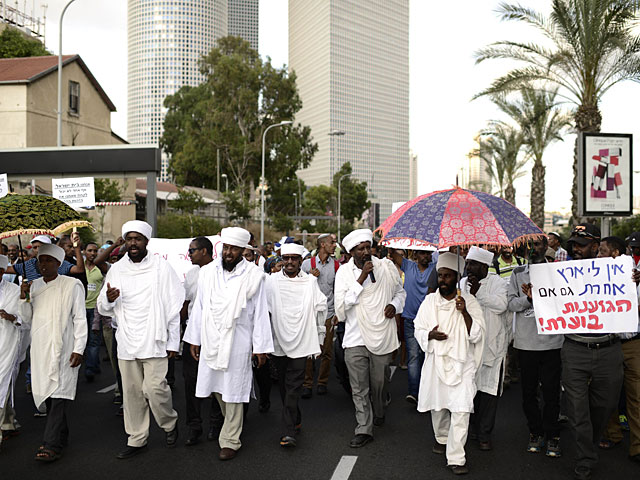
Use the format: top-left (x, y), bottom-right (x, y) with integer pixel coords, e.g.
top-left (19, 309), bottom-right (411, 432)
top-left (127, 0), bottom-right (258, 181)
top-left (289, 0), bottom-right (410, 220)
top-left (228, 0), bottom-right (259, 50)
top-left (460, 136), bottom-right (492, 193)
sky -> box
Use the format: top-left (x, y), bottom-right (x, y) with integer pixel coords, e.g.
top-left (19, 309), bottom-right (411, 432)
top-left (36, 0), bottom-right (640, 216)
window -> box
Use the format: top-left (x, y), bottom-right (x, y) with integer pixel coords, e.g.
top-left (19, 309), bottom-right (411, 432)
top-left (68, 81), bottom-right (80, 115)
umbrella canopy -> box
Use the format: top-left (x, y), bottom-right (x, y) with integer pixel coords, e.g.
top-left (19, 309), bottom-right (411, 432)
top-left (0, 194), bottom-right (93, 240)
top-left (376, 187), bottom-right (544, 248)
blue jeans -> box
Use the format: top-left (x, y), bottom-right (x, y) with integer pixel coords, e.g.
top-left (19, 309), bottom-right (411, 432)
top-left (85, 308), bottom-right (102, 377)
top-left (404, 318), bottom-right (424, 397)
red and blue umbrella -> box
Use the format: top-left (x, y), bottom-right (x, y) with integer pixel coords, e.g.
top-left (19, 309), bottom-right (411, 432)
top-left (376, 187), bottom-right (544, 248)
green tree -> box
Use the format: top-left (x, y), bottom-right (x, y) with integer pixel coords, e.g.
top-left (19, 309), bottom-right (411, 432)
top-left (475, 0), bottom-right (640, 222)
top-left (490, 87), bottom-right (573, 227)
top-left (157, 213), bottom-right (222, 239)
top-left (94, 179), bottom-right (123, 244)
top-left (0, 27), bottom-right (50, 58)
top-left (161, 36), bottom-right (317, 220)
top-left (333, 163), bottom-right (371, 224)
top-left (168, 188), bottom-right (206, 237)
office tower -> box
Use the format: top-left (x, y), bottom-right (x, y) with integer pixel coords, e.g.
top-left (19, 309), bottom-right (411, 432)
top-left (289, 0), bottom-right (410, 220)
top-left (228, 0), bottom-right (258, 50)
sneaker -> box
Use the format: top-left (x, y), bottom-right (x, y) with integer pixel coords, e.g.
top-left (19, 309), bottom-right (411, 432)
top-left (546, 437), bottom-right (562, 457)
top-left (405, 394), bottom-right (417, 405)
top-left (620, 415), bottom-right (630, 431)
top-left (527, 434), bottom-right (544, 453)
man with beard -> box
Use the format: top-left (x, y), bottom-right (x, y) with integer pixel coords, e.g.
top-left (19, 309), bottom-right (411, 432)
top-left (97, 220), bottom-right (184, 459)
top-left (334, 229), bottom-right (406, 448)
top-left (508, 236), bottom-right (563, 458)
top-left (564, 224), bottom-right (624, 480)
top-left (414, 252), bottom-right (485, 475)
top-left (183, 227), bottom-right (273, 461)
top-left (267, 243), bottom-right (327, 447)
top-left (461, 247), bottom-right (508, 451)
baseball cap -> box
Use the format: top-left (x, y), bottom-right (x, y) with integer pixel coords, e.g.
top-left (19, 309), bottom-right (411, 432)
top-left (627, 231), bottom-right (640, 247)
top-left (567, 223), bottom-right (601, 246)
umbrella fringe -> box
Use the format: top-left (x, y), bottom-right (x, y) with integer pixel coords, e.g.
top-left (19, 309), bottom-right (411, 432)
top-left (378, 233), bottom-right (547, 249)
top-left (0, 228), bottom-right (54, 240)
top-left (52, 220), bottom-right (95, 235)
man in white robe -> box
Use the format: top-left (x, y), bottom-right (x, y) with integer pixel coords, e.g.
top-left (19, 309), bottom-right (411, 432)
top-left (461, 246), bottom-right (509, 451)
top-left (415, 252), bottom-right (485, 475)
top-left (19, 244), bottom-right (87, 462)
top-left (97, 220), bottom-right (184, 459)
top-left (266, 243), bottom-right (327, 447)
top-left (334, 229), bottom-right (406, 448)
top-left (0, 255), bottom-right (23, 450)
top-left (183, 227), bottom-right (273, 461)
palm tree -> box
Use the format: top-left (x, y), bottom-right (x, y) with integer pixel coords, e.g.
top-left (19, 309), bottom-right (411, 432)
top-left (491, 87), bottom-right (573, 227)
top-left (475, 0), bottom-right (640, 222)
top-left (478, 122), bottom-right (528, 204)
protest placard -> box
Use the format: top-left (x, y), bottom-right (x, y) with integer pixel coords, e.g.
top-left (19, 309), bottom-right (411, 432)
top-left (0, 173), bottom-right (8, 198)
top-left (147, 235), bottom-right (222, 282)
top-left (529, 255), bottom-right (638, 335)
top-left (52, 177), bottom-right (95, 209)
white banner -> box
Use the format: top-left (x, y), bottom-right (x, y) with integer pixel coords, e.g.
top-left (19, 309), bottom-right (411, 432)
top-left (0, 173), bottom-right (8, 198)
top-left (52, 177), bottom-right (95, 209)
top-left (530, 256), bottom-right (638, 334)
top-left (147, 235), bottom-right (222, 282)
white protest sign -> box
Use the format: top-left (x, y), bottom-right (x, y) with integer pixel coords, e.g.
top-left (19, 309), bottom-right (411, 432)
top-left (147, 235), bottom-right (222, 282)
top-left (52, 177), bottom-right (95, 209)
top-left (530, 256), bottom-right (638, 334)
top-left (0, 173), bottom-right (8, 198)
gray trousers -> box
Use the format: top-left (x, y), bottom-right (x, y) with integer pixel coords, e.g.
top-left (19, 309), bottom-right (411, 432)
top-left (562, 340), bottom-right (624, 469)
top-left (43, 398), bottom-right (69, 453)
top-left (345, 346), bottom-right (391, 436)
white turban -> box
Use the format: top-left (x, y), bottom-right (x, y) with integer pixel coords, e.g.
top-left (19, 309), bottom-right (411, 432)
top-left (281, 243), bottom-right (305, 256)
top-left (122, 220), bottom-right (153, 240)
top-left (37, 244), bottom-right (65, 265)
top-left (0, 255), bottom-right (8, 270)
top-left (466, 246), bottom-right (494, 266)
top-left (31, 235), bottom-right (52, 245)
top-left (436, 252), bottom-right (465, 274)
top-left (342, 229), bottom-right (373, 253)
top-left (220, 227), bottom-right (251, 248)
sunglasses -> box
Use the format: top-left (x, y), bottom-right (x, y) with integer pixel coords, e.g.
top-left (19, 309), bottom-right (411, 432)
top-left (187, 247), bottom-right (201, 254)
top-left (571, 226), bottom-right (599, 240)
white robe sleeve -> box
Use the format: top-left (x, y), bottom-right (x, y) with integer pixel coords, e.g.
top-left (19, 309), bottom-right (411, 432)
top-left (96, 268), bottom-right (116, 318)
top-left (183, 283), bottom-right (203, 346)
top-left (71, 282), bottom-right (88, 355)
top-left (164, 265), bottom-right (185, 353)
top-left (251, 280), bottom-right (274, 354)
top-left (313, 279), bottom-right (328, 345)
top-left (388, 274), bottom-right (407, 315)
top-left (413, 300), bottom-right (433, 351)
top-left (18, 298), bottom-right (32, 327)
top-left (475, 276), bottom-right (508, 315)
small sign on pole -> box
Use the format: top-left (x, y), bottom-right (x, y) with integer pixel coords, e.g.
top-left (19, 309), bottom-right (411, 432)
top-left (0, 173), bottom-right (8, 198)
top-left (52, 177), bottom-right (95, 209)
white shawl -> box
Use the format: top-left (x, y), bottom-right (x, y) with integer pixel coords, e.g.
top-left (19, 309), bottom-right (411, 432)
top-left (415, 291), bottom-right (485, 386)
top-left (267, 270), bottom-right (327, 359)
top-left (0, 280), bottom-right (21, 406)
top-left (335, 256), bottom-right (401, 355)
top-left (199, 258), bottom-right (265, 371)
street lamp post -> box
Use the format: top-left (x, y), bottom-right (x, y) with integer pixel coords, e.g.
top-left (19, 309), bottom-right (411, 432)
top-left (57, 0), bottom-right (77, 147)
top-left (337, 173), bottom-right (353, 243)
top-left (261, 120), bottom-right (293, 245)
top-left (293, 192), bottom-right (298, 224)
top-left (221, 173), bottom-right (228, 192)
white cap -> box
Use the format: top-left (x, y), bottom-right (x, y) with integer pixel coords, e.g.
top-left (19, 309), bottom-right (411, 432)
top-left (280, 243), bottom-right (305, 256)
top-left (122, 220), bottom-right (153, 240)
top-left (342, 229), bottom-right (373, 253)
top-left (220, 227), bottom-right (251, 248)
top-left (0, 255), bottom-right (8, 270)
top-left (37, 244), bottom-right (65, 265)
top-left (30, 235), bottom-right (52, 245)
top-left (436, 252), bottom-right (465, 274)
top-left (466, 246), bottom-right (494, 266)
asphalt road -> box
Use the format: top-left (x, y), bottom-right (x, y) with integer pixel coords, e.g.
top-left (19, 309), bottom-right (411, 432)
top-left (1, 353), bottom-right (638, 480)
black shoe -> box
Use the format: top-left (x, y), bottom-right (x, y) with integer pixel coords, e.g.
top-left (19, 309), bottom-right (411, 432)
top-left (317, 385), bottom-right (328, 395)
top-left (301, 387), bottom-right (312, 399)
top-left (432, 442), bottom-right (446, 455)
top-left (450, 465), bottom-right (469, 475)
top-left (185, 430), bottom-right (201, 447)
top-left (85, 374), bottom-right (95, 383)
top-left (349, 434), bottom-right (373, 448)
top-left (574, 466), bottom-right (591, 480)
top-left (258, 401), bottom-right (270, 413)
top-left (207, 425), bottom-right (218, 442)
top-left (166, 425), bottom-right (178, 448)
top-left (116, 445), bottom-right (147, 459)
top-left (631, 454), bottom-right (640, 464)
top-left (373, 416), bottom-right (385, 427)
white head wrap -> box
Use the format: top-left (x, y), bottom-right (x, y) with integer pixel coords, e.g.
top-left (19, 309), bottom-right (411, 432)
top-left (466, 246), bottom-right (494, 266)
top-left (37, 244), bottom-right (65, 265)
top-left (30, 235), bottom-right (52, 245)
top-left (342, 229), bottom-right (373, 253)
top-left (280, 243), bottom-right (305, 256)
top-left (0, 255), bottom-right (8, 270)
top-left (436, 252), bottom-right (465, 274)
top-left (220, 227), bottom-right (251, 248)
top-left (122, 220), bottom-right (153, 240)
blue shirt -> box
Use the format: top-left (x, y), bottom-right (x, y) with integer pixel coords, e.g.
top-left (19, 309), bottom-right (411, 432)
top-left (12, 257), bottom-right (73, 281)
top-left (401, 257), bottom-right (436, 320)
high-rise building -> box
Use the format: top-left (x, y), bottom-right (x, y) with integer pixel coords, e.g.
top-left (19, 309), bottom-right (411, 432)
top-left (127, 0), bottom-right (258, 181)
top-left (228, 0), bottom-right (259, 50)
top-left (409, 150), bottom-right (418, 200)
top-left (289, 0), bottom-right (410, 220)
top-left (460, 135), bottom-right (492, 193)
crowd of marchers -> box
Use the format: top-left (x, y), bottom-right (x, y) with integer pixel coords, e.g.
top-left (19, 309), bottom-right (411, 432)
top-left (0, 222), bottom-right (638, 479)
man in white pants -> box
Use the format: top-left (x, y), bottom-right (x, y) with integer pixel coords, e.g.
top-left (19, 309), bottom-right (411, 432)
top-left (97, 220), bottom-right (184, 459)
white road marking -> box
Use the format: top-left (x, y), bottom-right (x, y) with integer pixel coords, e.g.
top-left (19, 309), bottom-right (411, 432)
top-left (390, 365), bottom-right (397, 380)
top-left (330, 455), bottom-right (358, 480)
top-left (97, 383), bottom-right (116, 394)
